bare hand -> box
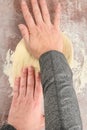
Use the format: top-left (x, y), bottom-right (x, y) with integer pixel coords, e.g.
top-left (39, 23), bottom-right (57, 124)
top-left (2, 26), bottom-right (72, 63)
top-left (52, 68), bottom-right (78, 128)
top-left (19, 0), bottom-right (63, 59)
top-left (8, 67), bottom-right (45, 130)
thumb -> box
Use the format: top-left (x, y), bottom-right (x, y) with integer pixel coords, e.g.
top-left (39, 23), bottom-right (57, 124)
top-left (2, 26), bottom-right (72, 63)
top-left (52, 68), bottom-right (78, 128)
top-left (18, 24), bottom-right (29, 44)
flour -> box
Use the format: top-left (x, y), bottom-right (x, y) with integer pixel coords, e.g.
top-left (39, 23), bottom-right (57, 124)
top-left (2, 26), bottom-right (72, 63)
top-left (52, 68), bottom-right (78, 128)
top-left (3, 49), bottom-right (14, 87)
top-left (61, 7), bottom-right (87, 94)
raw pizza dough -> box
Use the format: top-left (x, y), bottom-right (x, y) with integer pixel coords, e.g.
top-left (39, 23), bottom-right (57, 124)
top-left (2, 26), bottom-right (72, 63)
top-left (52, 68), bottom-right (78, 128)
top-left (12, 32), bottom-right (73, 82)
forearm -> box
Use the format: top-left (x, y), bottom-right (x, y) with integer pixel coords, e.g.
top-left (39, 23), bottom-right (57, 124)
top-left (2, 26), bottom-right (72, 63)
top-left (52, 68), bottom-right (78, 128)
top-left (39, 50), bottom-right (82, 130)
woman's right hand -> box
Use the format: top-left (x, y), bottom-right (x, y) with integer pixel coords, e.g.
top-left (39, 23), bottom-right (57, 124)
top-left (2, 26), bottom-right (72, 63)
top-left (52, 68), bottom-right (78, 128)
top-left (19, 0), bottom-right (63, 59)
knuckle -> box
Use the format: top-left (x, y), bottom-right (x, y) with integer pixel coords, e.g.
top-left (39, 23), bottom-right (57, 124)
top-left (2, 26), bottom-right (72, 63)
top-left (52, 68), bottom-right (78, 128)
top-left (15, 78), bottom-right (20, 84)
top-left (14, 90), bottom-right (18, 93)
top-left (30, 26), bottom-right (37, 34)
top-left (25, 14), bottom-right (28, 19)
top-left (24, 11), bottom-right (29, 18)
top-left (22, 4), bottom-right (26, 11)
top-left (22, 30), bottom-right (26, 37)
top-left (12, 98), bottom-right (18, 106)
top-left (21, 84), bottom-right (25, 88)
top-left (34, 99), bottom-right (39, 107)
top-left (26, 98), bottom-right (32, 104)
top-left (35, 10), bottom-right (40, 16)
top-left (28, 76), bottom-right (33, 82)
top-left (18, 97), bottom-right (24, 104)
top-left (22, 33), bottom-right (26, 37)
top-left (28, 71), bottom-right (34, 77)
top-left (38, 23), bottom-right (45, 30)
top-left (27, 84), bottom-right (32, 88)
top-left (28, 69), bottom-right (33, 74)
top-left (13, 93), bottom-right (18, 100)
top-left (25, 96), bottom-right (33, 104)
top-left (20, 93), bottom-right (25, 98)
top-left (44, 12), bottom-right (49, 18)
top-left (23, 72), bottom-right (27, 77)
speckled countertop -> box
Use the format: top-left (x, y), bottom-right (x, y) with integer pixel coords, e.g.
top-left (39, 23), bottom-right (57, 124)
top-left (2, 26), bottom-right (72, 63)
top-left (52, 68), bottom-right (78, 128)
top-left (0, 0), bottom-right (87, 129)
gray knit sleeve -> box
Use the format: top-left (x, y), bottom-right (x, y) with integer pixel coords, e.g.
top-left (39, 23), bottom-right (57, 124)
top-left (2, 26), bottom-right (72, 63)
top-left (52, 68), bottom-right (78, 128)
top-left (39, 51), bottom-right (82, 130)
top-left (0, 124), bottom-right (16, 130)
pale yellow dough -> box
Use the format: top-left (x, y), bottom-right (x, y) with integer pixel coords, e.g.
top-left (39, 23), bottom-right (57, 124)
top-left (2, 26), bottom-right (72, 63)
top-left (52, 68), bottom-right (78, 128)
top-left (12, 32), bottom-right (73, 81)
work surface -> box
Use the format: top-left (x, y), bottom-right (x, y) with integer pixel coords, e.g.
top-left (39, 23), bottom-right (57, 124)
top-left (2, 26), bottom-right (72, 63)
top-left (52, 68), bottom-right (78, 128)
top-left (0, 0), bottom-right (87, 129)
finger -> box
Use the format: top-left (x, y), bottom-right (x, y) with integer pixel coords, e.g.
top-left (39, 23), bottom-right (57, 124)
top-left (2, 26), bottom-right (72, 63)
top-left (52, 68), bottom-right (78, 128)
top-left (18, 24), bottom-right (29, 44)
top-left (21, 0), bottom-right (35, 32)
top-left (26, 66), bottom-right (35, 99)
top-left (39, 0), bottom-right (51, 25)
top-left (31, 0), bottom-right (43, 25)
top-left (13, 77), bottom-right (20, 99)
top-left (19, 68), bottom-right (28, 97)
top-left (40, 115), bottom-right (45, 128)
top-left (54, 3), bottom-right (61, 27)
top-left (34, 72), bottom-right (43, 100)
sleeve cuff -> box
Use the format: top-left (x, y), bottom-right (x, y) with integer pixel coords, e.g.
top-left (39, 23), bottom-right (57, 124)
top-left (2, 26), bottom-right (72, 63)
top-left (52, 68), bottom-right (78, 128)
top-left (1, 124), bottom-right (16, 130)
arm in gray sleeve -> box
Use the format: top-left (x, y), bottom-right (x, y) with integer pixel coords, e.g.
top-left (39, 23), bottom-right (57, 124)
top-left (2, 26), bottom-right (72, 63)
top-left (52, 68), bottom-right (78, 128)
top-left (0, 124), bottom-right (16, 130)
top-left (39, 51), bottom-right (82, 130)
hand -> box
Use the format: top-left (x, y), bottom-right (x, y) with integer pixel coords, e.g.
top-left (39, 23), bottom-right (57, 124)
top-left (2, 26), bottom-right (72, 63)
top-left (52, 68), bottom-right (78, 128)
top-left (18, 0), bottom-right (63, 59)
top-left (8, 67), bottom-right (45, 130)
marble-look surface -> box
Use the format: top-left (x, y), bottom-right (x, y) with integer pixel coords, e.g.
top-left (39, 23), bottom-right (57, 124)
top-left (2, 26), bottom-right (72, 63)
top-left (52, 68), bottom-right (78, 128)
top-left (0, 0), bottom-right (87, 129)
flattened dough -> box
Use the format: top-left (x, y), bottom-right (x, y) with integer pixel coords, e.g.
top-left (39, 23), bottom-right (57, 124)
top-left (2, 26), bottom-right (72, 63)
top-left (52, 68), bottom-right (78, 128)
top-left (12, 32), bottom-right (73, 82)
